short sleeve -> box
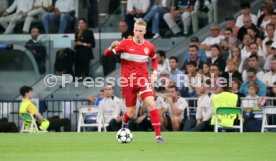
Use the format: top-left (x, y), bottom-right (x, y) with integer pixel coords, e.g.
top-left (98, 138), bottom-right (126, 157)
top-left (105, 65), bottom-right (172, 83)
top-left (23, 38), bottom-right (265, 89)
top-left (176, 98), bottom-right (188, 111)
top-left (27, 103), bottom-right (38, 115)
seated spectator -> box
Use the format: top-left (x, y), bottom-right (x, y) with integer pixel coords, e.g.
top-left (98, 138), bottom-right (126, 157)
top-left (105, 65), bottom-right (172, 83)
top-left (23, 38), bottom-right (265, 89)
top-left (229, 46), bottom-right (242, 72)
top-left (220, 28), bottom-right (238, 52)
top-left (118, 21), bottom-right (133, 39)
top-left (25, 26), bottom-right (47, 74)
top-left (241, 82), bottom-right (259, 108)
top-left (183, 61), bottom-right (202, 97)
top-left (270, 12), bottom-right (276, 32)
top-left (241, 44), bottom-right (265, 71)
top-left (42, 0), bottom-right (75, 33)
top-left (97, 84), bottom-right (124, 131)
top-left (257, 2), bottom-right (274, 32)
top-left (183, 84), bottom-right (213, 131)
top-left (163, 0), bottom-right (196, 36)
top-left (242, 54), bottom-right (265, 83)
top-left (264, 58), bottom-right (276, 87)
top-left (88, 88), bottom-right (105, 106)
top-left (200, 24), bottom-right (224, 57)
top-left (0, 0), bottom-right (8, 17)
top-left (230, 78), bottom-right (245, 98)
top-left (156, 50), bottom-right (170, 75)
top-left (169, 56), bottom-right (185, 95)
top-left (262, 24), bottom-right (275, 57)
top-left (143, 0), bottom-right (172, 38)
top-left (0, 0), bottom-right (33, 34)
top-left (125, 0), bottom-right (150, 33)
top-left (221, 15), bottom-right (240, 37)
top-left (222, 59), bottom-right (242, 82)
top-left (209, 64), bottom-right (223, 94)
top-left (23, 0), bottom-right (53, 33)
top-left (237, 16), bottom-right (260, 41)
top-left (0, 118), bottom-right (18, 133)
top-left (267, 81), bottom-right (276, 106)
top-left (206, 44), bottom-right (226, 72)
top-left (165, 86), bottom-right (188, 131)
top-left (240, 33), bottom-right (254, 59)
top-left (181, 45), bottom-right (204, 72)
top-left (19, 86), bottom-right (71, 132)
top-left (264, 41), bottom-right (276, 70)
top-left (156, 70), bottom-right (170, 92)
top-left (235, 2), bottom-right (258, 28)
top-left (182, 36), bottom-right (207, 65)
top-left (201, 63), bottom-right (210, 78)
top-left (54, 47), bottom-right (75, 76)
top-left (247, 27), bottom-right (263, 49)
top-left (239, 68), bottom-right (267, 96)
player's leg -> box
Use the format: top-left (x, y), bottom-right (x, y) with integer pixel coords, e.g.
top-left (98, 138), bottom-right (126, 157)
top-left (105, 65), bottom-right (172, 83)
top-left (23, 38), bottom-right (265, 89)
top-left (121, 86), bottom-right (137, 128)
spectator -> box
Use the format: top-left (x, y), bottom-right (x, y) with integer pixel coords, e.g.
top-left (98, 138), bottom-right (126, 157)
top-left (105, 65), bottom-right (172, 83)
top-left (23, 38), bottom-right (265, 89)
top-left (183, 84), bottom-right (213, 131)
top-left (257, 3), bottom-right (274, 32)
top-left (241, 82), bottom-right (259, 108)
top-left (54, 47), bottom-right (75, 76)
top-left (156, 50), bottom-right (170, 75)
top-left (209, 64), bottom-right (222, 94)
top-left (0, 0), bottom-right (8, 16)
top-left (182, 36), bottom-right (207, 64)
top-left (42, 0), bottom-right (75, 33)
top-left (206, 44), bottom-right (226, 72)
top-left (229, 46), bottom-right (242, 73)
top-left (25, 26), bottom-right (47, 74)
top-left (183, 61), bottom-right (202, 97)
top-left (143, 0), bottom-right (172, 38)
top-left (242, 54), bottom-right (264, 82)
top-left (237, 16), bottom-right (260, 41)
top-left (235, 2), bottom-right (258, 28)
top-left (125, 0), bottom-right (150, 32)
top-left (230, 77), bottom-right (245, 98)
top-left (271, 12), bottom-right (276, 32)
top-left (156, 70), bottom-right (170, 92)
top-left (169, 56), bottom-right (185, 94)
top-left (262, 24), bottom-right (275, 57)
top-left (221, 28), bottom-right (238, 51)
top-left (264, 58), bottom-right (276, 87)
top-left (97, 84), bottom-right (124, 131)
top-left (240, 33), bottom-right (254, 59)
top-left (202, 63), bottom-right (210, 78)
top-left (247, 27), bottom-right (263, 48)
top-left (267, 81), bottom-right (276, 106)
top-left (221, 15), bottom-right (240, 37)
top-left (0, 118), bottom-right (18, 133)
top-left (87, 88), bottom-right (105, 106)
top-left (22, 0), bottom-right (53, 33)
top-left (181, 45), bottom-right (205, 71)
top-left (264, 41), bottom-right (276, 70)
top-left (19, 86), bottom-right (71, 132)
top-left (239, 68), bottom-right (267, 96)
top-left (241, 43), bottom-right (266, 71)
top-left (165, 86), bottom-right (188, 131)
top-left (118, 21), bottom-right (133, 39)
top-left (0, 0), bottom-right (33, 34)
top-left (74, 18), bottom-right (95, 78)
top-left (163, 0), bottom-right (196, 36)
top-left (222, 59), bottom-right (242, 82)
top-left (200, 24), bottom-right (224, 57)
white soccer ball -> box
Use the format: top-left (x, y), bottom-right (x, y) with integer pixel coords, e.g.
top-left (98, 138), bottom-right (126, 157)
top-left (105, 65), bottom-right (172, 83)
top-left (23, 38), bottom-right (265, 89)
top-left (116, 128), bottom-right (133, 143)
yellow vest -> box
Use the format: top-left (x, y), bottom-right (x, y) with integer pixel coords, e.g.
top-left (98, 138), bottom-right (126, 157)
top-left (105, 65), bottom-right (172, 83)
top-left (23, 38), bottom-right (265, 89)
top-left (19, 99), bottom-right (38, 115)
top-left (211, 92), bottom-right (238, 127)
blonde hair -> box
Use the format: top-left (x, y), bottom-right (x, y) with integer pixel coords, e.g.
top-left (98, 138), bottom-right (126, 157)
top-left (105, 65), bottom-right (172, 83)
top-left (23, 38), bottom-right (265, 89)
top-left (134, 18), bottom-right (147, 27)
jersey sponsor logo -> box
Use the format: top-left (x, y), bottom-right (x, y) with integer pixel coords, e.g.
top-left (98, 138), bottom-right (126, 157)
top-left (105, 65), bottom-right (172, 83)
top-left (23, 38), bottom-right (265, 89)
top-left (144, 47), bottom-right (149, 55)
top-left (130, 48), bottom-right (135, 51)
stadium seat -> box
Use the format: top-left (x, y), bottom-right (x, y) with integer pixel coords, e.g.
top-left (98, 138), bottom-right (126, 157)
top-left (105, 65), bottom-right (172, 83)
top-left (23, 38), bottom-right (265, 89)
top-left (261, 107), bottom-right (276, 132)
top-left (215, 107), bottom-right (243, 132)
top-left (77, 106), bottom-right (109, 132)
top-left (20, 113), bottom-right (47, 133)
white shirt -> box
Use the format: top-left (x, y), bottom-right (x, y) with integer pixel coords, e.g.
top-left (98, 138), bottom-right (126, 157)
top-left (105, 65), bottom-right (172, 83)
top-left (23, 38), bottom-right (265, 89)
top-left (127, 0), bottom-right (150, 13)
top-left (242, 69), bottom-right (265, 83)
top-left (155, 96), bottom-right (167, 110)
top-left (241, 95), bottom-right (258, 108)
top-left (34, 0), bottom-right (52, 7)
top-left (196, 93), bottom-right (214, 121)
top-left (166, 97), bottom-right (188, 120)
top-left (55, 0), bottom-right (75, 13)
top-left (201, 35), bottom-right (225, 57)
top-left (6, 0), bottom-right (34, 14)
top-left (235, 14), bottom-right (258, 28)
top-left (240, 46), bottom-right (264, 59)
top-left (264, 55), bottom-right (273, 71)
top-left (158, 59), bottom-right (170, 75)
top-left (183, 73), bottom-right (202, 93)
top-left (264, 71), bottom-right (276, 87)
top-left (97, 96), bottom-right (124, 123)
top-left (262, 36), bottom-right (276, 57)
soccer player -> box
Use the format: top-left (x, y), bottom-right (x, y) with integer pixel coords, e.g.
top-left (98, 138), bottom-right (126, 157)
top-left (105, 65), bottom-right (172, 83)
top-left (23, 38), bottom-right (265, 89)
top-left (104, 18), bottom-right (165, 143)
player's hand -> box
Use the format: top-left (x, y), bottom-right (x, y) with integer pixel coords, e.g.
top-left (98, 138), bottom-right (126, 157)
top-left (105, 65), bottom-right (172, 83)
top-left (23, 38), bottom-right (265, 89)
top-left (109, 40), bottom-right (120, 50)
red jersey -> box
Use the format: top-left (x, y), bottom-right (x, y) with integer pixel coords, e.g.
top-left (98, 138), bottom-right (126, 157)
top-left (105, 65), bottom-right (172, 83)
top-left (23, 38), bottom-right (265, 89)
top-left (104, 38), bottom-right (158, 78)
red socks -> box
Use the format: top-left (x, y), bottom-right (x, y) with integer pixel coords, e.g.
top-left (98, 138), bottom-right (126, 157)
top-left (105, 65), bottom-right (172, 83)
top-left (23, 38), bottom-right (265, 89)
top-left (123, 112), bottom-right (130, 123)
top-left (149, 108), bottom-right (161, 137)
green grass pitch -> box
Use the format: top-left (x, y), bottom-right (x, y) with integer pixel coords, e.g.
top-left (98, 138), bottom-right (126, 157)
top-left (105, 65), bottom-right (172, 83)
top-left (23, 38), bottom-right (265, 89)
top-left (0, 132), bottom-right (276, 161)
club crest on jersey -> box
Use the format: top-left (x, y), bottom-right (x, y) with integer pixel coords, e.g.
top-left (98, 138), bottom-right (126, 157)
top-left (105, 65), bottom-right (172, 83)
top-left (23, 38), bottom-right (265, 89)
top-left (144, 47), bottom-right (149, 55)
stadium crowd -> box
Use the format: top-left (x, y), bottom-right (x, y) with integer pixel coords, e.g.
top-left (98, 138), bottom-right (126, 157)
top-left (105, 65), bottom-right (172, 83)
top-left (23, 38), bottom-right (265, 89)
top-left (1, 0), bottom-right (276, 133)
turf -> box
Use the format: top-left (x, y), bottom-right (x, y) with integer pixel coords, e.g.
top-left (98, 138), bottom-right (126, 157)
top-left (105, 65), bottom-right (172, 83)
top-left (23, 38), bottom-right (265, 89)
top-left (0, 132), bottom-right (275, 161)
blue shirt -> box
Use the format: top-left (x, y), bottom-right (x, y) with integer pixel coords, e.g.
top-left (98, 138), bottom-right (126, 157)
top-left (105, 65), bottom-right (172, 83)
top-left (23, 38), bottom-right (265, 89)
top-left (170, 68), bottom-right (185, 89)
top-left (183, 48), bottom-right (207, 64)
top-left (239, 79), bottom-right (267, 97)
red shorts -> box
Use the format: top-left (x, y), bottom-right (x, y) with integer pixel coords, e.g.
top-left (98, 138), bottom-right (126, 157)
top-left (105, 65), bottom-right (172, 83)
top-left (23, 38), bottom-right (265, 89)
top-left (121, 78), bottom-right (153, 107)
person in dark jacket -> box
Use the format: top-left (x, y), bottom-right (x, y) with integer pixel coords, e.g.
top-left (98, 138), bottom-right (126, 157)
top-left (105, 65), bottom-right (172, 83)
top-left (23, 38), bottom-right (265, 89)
top-left (54, 48), bottom-right (75, 75)
top-left (206, 44), bottom-right (226, 73)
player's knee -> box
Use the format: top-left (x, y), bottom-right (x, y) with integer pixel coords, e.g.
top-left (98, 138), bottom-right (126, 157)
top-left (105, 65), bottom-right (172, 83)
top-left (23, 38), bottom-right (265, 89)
top-left (127, 109), bottom-right (136, 118)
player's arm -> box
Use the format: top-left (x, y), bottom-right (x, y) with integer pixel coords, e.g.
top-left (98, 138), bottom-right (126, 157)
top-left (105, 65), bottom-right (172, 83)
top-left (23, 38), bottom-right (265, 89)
top-left (104, 40), bottom-right (125, 56)
top-left (150, 47), bottom-right (158, 83)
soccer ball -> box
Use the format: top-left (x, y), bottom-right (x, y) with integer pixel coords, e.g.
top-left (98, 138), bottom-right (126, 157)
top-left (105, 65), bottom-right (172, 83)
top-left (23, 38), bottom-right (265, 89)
top-left (116, 128), bottom-right (133, 143)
